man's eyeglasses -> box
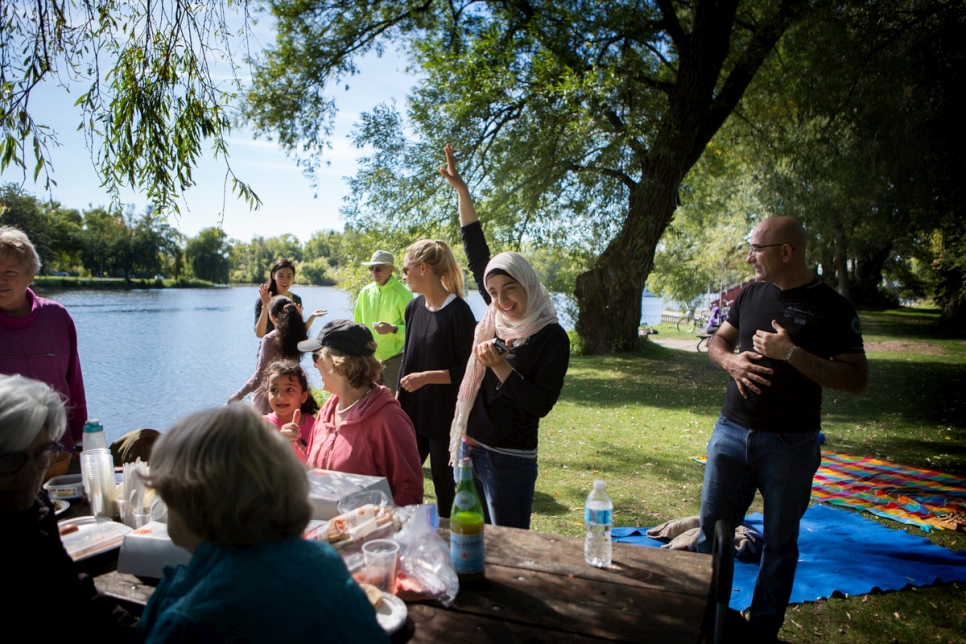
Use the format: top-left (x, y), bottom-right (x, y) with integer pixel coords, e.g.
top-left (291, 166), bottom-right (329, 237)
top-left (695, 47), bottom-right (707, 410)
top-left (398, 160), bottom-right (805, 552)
top-left (747, 243), bottom-right (789, 254)
top-left (369, 265), bottom-right (388, 273)
top-left (0, 441), bottom-right (64, 476)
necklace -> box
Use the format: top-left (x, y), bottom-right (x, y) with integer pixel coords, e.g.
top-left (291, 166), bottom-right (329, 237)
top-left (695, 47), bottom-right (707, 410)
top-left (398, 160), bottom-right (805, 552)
top-left (335, 386), bottom-right (372, 415)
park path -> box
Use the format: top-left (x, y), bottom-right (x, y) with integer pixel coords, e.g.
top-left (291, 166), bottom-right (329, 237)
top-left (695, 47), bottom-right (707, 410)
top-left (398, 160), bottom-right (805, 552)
top-left (647, 335), bottom-right (701, 352)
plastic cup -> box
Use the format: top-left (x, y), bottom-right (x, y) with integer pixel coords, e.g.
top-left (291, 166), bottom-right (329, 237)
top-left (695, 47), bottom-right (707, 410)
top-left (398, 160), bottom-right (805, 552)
top-left (81, 450), bottom-right (116, 519)
top-left (116, 499), bottom-right (130, 525)
top-left (132, 510), bottom-right (152, 529)
top-left (362, 539), bottom-right (399, 592)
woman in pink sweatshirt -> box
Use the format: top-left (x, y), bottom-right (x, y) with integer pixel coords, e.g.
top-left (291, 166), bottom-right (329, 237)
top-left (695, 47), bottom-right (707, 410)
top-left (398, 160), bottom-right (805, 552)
top-left (288, 320), bottom-right (424, 507)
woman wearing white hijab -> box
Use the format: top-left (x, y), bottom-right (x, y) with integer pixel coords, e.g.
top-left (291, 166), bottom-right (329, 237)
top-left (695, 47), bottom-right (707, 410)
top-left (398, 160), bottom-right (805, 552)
top-left (442, 144), bottom-right (570, 529)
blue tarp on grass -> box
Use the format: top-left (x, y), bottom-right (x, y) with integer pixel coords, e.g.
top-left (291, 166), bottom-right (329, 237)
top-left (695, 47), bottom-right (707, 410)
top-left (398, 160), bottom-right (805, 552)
top-left (613, 504), bottom-right (966, 611)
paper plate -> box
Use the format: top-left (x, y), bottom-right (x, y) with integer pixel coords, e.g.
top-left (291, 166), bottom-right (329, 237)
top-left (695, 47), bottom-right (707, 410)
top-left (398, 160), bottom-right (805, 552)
top-left (375, 593), bottom-right (407, 634)
top-left (53, 499), bottom-right (70, 516)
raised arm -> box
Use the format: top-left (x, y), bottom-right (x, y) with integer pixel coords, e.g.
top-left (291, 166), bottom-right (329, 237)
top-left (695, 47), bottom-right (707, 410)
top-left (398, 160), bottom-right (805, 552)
top-left (305, 309), bottom-right (327, 331)
top-left (254, 283), bottom-right (271, 338)
top-left (445, 144), bottom-right (492, 302)
top-left (440, 143), bottom-right (478, 226)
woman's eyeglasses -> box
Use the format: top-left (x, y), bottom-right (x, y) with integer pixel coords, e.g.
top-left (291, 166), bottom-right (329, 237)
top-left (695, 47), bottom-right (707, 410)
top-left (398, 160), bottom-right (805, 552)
top-left (0, 441), bottom-right (64, 476)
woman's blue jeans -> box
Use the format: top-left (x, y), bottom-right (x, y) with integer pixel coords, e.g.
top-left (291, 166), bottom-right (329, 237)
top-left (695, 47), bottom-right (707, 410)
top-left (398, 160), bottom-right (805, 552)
top-left (695, 414), bottom-right (820, 639)
top-left (460, 443), bottom-right (537, 529)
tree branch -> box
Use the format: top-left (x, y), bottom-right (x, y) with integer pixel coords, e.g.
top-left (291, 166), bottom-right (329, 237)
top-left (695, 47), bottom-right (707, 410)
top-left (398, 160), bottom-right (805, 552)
top-left (699, 0), bottom-right (808, 154)
top-left (567, 161), bottom-right (637, 190)
top-left (656, 0), bottom-right (688, 54)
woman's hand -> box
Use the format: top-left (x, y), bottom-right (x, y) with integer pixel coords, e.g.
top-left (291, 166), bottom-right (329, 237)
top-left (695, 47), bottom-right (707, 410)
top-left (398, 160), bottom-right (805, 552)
top-left (279, 410), bottom-right (302, 444)
top-left (440, 143), bottom-right (469, 193)
top-left (258, 282), bottom-right (271, 306)
top-left (400, 372), bottom-right (429, 392)
top-left (440, 143), bottom-right (479, 226)
top-left (475, 340), bottom-right (512, 382)
top-left (305, 309), bottom-right (328, 330)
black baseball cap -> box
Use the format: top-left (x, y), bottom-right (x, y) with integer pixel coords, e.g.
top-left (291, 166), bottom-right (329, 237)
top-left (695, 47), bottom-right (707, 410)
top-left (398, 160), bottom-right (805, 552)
top-left (298, 319), bottom-right (375, 356)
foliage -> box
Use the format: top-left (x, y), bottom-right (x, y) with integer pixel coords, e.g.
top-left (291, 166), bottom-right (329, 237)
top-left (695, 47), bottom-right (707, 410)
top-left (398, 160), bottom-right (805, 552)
top-left (295, 257), bottom-right (337, 286)
top-left (243, 0), bottom-right (810, 353)
top-left (1, 183), bottom-right (61, 271)
top-left (648, 145), bottom-right (756, 307)
top-left (711, 0), bottom-right (965, 327)
top-left (566, 329), bottom-right (584, 357)
top-left (185, 227), bottom-right (231, 284)
top-left (1, 183), bottom-right (182, 278)
top-left (0, 0), bottom-right (259, 214)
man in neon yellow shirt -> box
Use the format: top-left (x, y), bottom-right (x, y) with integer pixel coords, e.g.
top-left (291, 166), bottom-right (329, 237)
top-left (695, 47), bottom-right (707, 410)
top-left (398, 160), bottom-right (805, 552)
top-left (354, 250), bottom-right (413, 394)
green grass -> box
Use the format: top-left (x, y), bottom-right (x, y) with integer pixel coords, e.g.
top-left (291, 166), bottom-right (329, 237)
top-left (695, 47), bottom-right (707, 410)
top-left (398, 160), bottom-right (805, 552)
top-left (421, 308), bottom-right (966, 643)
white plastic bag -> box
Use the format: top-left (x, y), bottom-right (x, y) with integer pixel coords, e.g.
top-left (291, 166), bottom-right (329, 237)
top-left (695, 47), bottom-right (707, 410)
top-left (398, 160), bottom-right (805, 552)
top-left (393, 504), bottom-right (459, 607)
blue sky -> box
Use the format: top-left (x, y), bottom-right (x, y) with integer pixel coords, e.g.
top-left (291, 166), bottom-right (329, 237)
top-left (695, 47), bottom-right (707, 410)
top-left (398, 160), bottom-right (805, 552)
top-left (1, 35), bottom-right (417, 244)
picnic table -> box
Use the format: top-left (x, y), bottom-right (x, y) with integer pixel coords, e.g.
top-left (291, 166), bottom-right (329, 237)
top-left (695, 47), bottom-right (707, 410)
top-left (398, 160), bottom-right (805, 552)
top-left (92, 521), bottom-right (713, 642)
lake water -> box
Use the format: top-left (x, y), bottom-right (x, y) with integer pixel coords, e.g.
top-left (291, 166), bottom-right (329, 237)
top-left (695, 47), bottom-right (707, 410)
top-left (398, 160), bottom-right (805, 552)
top-left (38, 286), bottom-right (661, 442)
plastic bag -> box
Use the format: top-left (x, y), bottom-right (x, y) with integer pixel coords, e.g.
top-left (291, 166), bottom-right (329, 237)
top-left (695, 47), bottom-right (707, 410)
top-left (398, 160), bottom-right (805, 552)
top-left (392, 504), bottom-right (459, 607)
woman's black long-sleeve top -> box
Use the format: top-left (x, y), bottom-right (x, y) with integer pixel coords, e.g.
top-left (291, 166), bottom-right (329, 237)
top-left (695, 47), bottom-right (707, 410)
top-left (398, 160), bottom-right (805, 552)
top-left (460, 222), bottom-right (569, 450)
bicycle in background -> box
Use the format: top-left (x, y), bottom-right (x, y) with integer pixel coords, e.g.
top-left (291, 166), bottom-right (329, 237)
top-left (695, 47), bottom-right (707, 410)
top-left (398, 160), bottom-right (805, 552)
top-left (676, 308), bottom-right (710, 333)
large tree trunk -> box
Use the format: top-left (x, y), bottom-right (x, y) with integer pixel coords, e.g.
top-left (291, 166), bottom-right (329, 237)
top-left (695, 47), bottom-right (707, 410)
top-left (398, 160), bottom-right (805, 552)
top-left (572, 0), bottom-right (807, 353)
top-left (937, 288), bottom-right (966, 334)
top-left (851, 246), bottom-right (895, 307)
top-left (574, 183), bottom-right (676, 353)
top-left (573, 241), bottom-right (645, 354)
top-left (936, 261), bottom-right (966, 334)
top-left (833, 226), bottom-right (851, 300)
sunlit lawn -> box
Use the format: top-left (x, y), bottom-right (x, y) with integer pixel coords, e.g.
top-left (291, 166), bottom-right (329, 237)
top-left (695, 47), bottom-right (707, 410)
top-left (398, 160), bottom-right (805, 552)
top-left (421, 307), bottom-right (966, 643)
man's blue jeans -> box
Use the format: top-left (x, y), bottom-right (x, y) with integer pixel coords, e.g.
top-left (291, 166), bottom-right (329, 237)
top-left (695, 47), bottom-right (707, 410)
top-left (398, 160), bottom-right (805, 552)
top-left (460, 443), bottom-right (537, 529)
top-left (695, 414), bottom-right (820, 639)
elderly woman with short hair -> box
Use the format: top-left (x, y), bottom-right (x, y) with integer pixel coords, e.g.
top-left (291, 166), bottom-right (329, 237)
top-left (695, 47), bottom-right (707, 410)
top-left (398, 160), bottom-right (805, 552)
top-left (0, 225), bottom-right (87, 451)
top-left (294, 320), bottom-right (424, 507)
top-left (136, 404), bottom-right (388, 643)
top-left (0, 373), bottom-right (134, 639)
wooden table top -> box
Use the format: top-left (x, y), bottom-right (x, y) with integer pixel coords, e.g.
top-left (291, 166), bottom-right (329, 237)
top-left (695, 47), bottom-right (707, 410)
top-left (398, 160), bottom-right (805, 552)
top-left (94, 522), bottom-right (711, 643)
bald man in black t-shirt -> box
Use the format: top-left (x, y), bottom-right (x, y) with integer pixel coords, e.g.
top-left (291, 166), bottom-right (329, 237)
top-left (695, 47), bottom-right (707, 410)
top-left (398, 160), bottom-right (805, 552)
top-left (696, 216), bottom-right (867, 642)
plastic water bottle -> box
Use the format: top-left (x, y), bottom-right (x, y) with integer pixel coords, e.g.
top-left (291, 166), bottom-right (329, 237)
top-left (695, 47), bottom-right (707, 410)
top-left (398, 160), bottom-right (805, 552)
top-left (584, 480), bottom-right (613, 568)
top-left (82, 419), bottom-right (107, 451)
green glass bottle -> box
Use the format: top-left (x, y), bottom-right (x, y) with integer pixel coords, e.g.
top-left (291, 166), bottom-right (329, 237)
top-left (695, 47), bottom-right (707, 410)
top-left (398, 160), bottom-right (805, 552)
top-left (450, 457), bottom-right (485, 581)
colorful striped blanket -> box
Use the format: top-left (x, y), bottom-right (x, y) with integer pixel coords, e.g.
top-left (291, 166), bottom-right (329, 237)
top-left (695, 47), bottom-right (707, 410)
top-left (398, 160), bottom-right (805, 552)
top-left (692, 451), bottom-right (966, 531)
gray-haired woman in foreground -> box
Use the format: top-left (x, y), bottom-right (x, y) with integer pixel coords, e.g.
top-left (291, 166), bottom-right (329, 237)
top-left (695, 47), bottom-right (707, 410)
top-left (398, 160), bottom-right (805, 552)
top-left (0, 373), bottom-right (135, 640)
top-left (136, 404), bottom-right (388, 643)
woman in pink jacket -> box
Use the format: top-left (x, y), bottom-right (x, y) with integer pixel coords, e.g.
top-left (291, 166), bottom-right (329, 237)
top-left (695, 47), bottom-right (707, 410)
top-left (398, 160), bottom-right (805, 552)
top-left (287, 320), bottom-right (423, 507)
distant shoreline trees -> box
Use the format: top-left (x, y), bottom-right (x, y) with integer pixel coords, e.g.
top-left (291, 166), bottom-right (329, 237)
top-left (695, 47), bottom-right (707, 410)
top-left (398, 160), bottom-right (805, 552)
top-left (0, 184), bottom-right (342, 286)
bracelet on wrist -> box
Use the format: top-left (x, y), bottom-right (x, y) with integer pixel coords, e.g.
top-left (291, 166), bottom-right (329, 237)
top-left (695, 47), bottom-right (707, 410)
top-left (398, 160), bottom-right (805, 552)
top-left (785, 345), bottom-right (798, 361)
